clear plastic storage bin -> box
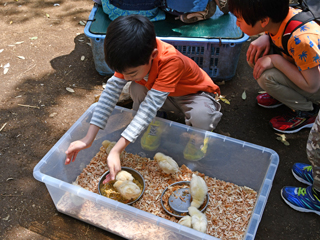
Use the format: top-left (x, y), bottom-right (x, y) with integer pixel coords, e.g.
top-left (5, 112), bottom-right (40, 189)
top-left (34, 103), bottom-right (279, 240)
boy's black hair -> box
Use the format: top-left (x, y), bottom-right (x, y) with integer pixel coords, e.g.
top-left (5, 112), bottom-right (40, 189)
top-left (104, 15), bottom-right (157, 73)
top-left (228, 0), bottom-right (289, 26)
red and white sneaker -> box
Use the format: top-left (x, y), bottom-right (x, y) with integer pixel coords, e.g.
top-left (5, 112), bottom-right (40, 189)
top-left (270, 110), bottom-right (317, 133)
top-left (256, 93), bottom-right (283, 108)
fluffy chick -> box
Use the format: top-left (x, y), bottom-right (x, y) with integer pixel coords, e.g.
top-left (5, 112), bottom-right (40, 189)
top-left (178, 215), bottom-right (192, 228)
top-left (190, 174), bottom-right (208, 208)
top-left (116, 170), bottom-right (134, 182)
top-left (113, 180), bottom-right (141, 200)
top-left (188, 206), bottom-right (207, 233)
top-left (102, 140), bottom-right (112, 149)
top-left (154, 152), bottom-right (179, 174)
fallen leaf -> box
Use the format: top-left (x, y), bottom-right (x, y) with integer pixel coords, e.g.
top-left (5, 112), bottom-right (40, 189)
top-left (219, 95), bottom-right (230, 105)
top-left (242, 90), bottom-right (247, 100)
top-left (216, 80), bottom-right (225, 86)
top-left (29, 36), bottom-right (38, 40)
top-left (86, 42), bottom-right (91, 47)
top-left (4, 68), bottom-right (9, 74)
top-left (53, 3), bottom-right (60, 6)
top-left (79, 20), bottom-right (86, 26)
top-left (49, 112), bottom-right (57, 117)
top-left (46, 13), bottom-right (50, 18)
top-left (2, 215), bottom-right (10, 221)
top-left (81, 56), bottom-right (85, 61)
top-left (6, 178), bottom-right (14, 181)
top-left (66, 87), bottom-right (75, 93)
top-left (258, 90), bottom-right (266, 94)
top-left (10, 21), bottom-right (13, 24)
top-left (17, 56), bottom-right (25, 59)
top-left (8, 45), bottom-right (15, 47)
top-left (15, 41), bottom-right (24, 44)
top-left (4, 63), bottom-right (10, 68)
top-left (0, 49), bottom-right (3, 53)
top-left (276, 133), bottom-right (290, 146)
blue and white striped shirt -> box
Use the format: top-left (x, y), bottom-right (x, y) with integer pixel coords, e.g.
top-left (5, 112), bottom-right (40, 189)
top-left (90, 75), bottom-right (169, 143)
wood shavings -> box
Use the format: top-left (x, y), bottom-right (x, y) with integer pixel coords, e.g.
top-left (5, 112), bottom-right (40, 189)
top-left (57, 146), bottom-right (257, 240)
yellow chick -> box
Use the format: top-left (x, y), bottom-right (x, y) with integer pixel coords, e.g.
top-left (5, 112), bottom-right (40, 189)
top-left (102, 140), bottom-right (112, 149)
top-left (106, 142), bottom-right (116, 154)
top-left (113, 180), bottom-right (141, 200)
top-left (154, 152), bottom-right (179, 174)
top-left (178, 215), bottom-right (192, 228)
top-left (188, 206), bottom-right (207, 233)
top-left (116, 170), bottom-right (134, 182)
top-left (190, 174), bottom-right (208, 208)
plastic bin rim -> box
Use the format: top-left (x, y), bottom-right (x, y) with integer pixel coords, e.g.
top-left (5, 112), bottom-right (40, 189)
top-left (33, 103), bottom-right (279, 184)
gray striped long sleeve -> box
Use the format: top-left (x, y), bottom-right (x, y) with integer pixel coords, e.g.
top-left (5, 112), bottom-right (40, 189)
top-left (90, 75), bottom-right (127, 129)
top-left (121, 88), bottom-right (169, 143)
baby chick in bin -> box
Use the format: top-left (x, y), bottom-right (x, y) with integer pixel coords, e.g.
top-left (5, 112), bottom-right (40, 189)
top-left (154, 152), bottom-right (179, 174)
top-left (188, 206), bottom-right (208, 233)
top-left (178, 207), bottom-right (208, 233)
top-left (178, 174), bottom-right (208, 232)
top-left (190, 173), bottom-right (208, 208)
top-left (112, 170), bottom-right (141, 200)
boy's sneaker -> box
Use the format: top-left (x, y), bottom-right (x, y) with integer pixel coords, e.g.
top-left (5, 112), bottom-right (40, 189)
top-left (292, 163), bottom-right (313, 186)
top-left (183, 135), bottom-right (209, 161)
top-left (141, 120), bottom-right (164, 151)
top-left (281, 186), bottom-right (320, 215)
top-left (269, 109), bottom-right (317, 133)
top-left (256, 93), bottom-right (283, 108)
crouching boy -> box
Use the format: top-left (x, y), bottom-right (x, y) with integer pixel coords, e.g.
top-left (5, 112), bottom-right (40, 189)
top-left (229, 0), bottom-right (320, 134)
top-left (65, 15), bottom-right (222, 180)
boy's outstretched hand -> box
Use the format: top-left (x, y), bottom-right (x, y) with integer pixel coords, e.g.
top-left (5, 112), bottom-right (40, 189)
top-left (106, 149), bottom-right (122, 182)
top-left (65, 140), bottom-right (91, 165)
top-left (65, 124), bottom-right (100, 165)
top-left (103, 136), bottom-right (131, 183)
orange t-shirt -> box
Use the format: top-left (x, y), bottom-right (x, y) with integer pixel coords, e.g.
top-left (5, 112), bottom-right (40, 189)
top-left (268, 7), bottom-right (320, 71)
top-left (114, 38), bottom-right (220, 96)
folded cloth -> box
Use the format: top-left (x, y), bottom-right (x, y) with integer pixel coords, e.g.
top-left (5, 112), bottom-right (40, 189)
top-left (101, 0), bottom-right (166, 21)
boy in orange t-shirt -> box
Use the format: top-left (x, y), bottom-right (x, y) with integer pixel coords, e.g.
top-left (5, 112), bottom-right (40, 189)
top-left (228, 0), bottom-right (320, 215)
top-left (229, 0), bottom-right (320, 134)
top-left (65, 15), bottom-right (222, 180)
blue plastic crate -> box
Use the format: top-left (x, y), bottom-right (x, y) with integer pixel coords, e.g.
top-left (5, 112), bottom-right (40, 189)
top-left (84, 5), bottom-right (249, 80)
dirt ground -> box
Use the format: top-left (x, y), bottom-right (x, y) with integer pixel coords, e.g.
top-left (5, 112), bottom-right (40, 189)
top-left (1, 0), bottom-right (319, 239)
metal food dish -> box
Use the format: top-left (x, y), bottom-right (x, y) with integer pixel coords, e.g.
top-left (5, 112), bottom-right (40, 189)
top-left (160, 181), bottom-right (209, 218)
top-left (98, 167), bottom-right (145, 205)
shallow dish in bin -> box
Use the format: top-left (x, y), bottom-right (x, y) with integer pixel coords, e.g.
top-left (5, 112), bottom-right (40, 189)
top-left (98, 167), bottom-right (145, 205)
top-left (160, 181), bottom-right (209, 218)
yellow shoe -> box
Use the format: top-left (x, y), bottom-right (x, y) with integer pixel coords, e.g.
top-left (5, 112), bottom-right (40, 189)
top-left (183, 135), bottom-right (209, 161)
top-left (140, 120), bottom-right (164, 151)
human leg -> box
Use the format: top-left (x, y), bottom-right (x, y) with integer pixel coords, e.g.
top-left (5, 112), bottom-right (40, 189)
top-left (129, 81), bottom-right (149, 111)
top-left (306, 111), bottom-right (320, 192)
top-left (172, 92), bottom-right (222, 131)
top-left (170, 92), bottom-right (222, 160)
top-left (257, 68), bottom-right (315, 111)
top-left (256, 68), bottom-right (320, 133)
